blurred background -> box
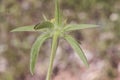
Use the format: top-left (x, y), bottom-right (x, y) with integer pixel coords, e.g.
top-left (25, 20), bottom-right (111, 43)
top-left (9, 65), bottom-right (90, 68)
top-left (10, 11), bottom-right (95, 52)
top-left (0, 0), bottom-right (120, 80)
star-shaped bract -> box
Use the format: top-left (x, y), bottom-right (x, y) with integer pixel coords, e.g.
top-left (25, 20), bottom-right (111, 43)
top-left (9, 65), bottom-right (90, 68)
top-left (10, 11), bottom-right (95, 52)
top-left (11, 0), bottom-right (99, 80)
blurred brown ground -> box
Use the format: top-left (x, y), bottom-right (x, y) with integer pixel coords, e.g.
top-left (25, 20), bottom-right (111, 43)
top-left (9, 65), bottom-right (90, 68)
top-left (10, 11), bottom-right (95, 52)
top-left (0, 0), bottom-right (120, 80)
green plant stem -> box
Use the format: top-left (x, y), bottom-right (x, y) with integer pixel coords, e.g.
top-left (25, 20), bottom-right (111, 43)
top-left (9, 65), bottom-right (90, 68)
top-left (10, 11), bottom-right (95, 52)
top-left (55, 0), bottom-right (60, 25)
top-left (46, 32), bottom-right (59, 80)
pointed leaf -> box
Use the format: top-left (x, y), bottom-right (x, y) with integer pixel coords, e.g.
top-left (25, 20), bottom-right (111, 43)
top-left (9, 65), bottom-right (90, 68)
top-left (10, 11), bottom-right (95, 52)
top-left (11, 25), bottom-right (35, 32)
top-left (34, 21), bottom-right (54, 30)
top-left (64, 24), bottom-right (99, 32)
top-left (65, 35), bottom-right (89, 67)
top-left (42, 14), bottom-right (48, 21)
top-left (30, 33), bottom-right (50, 75)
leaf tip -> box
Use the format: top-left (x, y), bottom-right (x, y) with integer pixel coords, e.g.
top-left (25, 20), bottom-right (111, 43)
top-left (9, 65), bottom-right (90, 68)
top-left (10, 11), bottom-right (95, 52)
top-left (30, 67), bottom-right (34, 75)
top-left (30, 72), bottom-right (34, 76)
top-left (85, 62), bottom-right (89, 68)
top-left (10, 29), bottom-right (15, 32)
top-left (94, 24), bottom-right (101, 28)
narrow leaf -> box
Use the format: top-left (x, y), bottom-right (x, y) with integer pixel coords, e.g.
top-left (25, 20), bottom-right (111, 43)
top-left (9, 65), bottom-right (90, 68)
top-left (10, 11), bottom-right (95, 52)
top-left (64, 24), bottom-right (99, 32)
top-left (11, 25), bottom-right (35, 32)
top-left (65, 35), bottom-right (89, 67)
top-left (34, 21), bottom-right (54, 30)
top-left (30, 33), bottom-right (50, 75)
top-left (42, 14), bottom-right (48, 21)
top-left (46, 32), bottom-right (59, 80)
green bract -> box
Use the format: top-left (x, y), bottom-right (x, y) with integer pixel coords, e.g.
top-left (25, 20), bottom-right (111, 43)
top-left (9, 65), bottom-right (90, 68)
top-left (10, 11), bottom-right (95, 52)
top-left (11, 0), bottom-right (99, 80)
top-left (34, 21), bottom-right (54, 30)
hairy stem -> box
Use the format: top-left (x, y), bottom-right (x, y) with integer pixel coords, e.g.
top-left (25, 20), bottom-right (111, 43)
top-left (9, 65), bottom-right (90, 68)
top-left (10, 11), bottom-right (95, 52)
top-left (55, 0), bottom-right (60, 25)
top-left (46, 32), bottom-right (59, 80)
